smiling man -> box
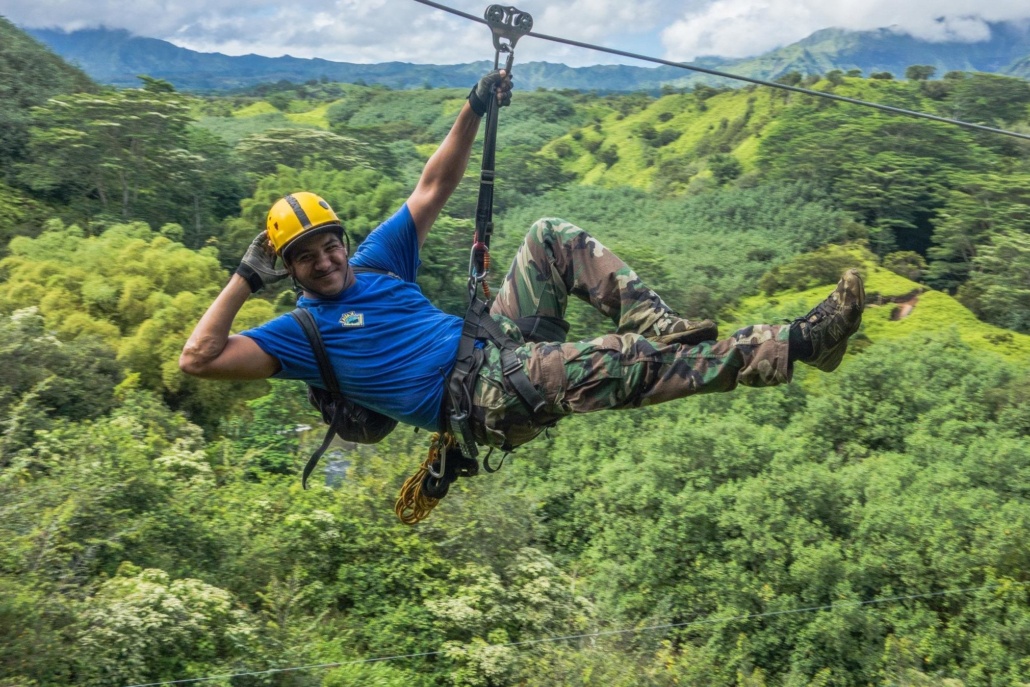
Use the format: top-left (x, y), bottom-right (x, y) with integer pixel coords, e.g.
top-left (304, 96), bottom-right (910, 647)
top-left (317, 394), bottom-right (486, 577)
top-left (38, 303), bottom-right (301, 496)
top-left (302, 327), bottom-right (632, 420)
top-left (180, 70), bottom-right (512, 385)
top-left (181, 68), bottom-right (865, 468)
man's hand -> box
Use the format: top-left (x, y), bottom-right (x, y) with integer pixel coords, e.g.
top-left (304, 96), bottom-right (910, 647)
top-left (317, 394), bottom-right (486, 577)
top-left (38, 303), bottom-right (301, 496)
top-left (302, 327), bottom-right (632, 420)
top-left (468, 69), bottom-right (512, 117)
top-left (236, 231), bottom-right (289, 293)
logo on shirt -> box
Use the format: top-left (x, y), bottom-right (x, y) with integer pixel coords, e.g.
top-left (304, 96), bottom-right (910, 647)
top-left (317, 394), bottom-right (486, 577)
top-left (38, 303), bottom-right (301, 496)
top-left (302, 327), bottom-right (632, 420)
top-left (340, 311), bottom-right (364, 327)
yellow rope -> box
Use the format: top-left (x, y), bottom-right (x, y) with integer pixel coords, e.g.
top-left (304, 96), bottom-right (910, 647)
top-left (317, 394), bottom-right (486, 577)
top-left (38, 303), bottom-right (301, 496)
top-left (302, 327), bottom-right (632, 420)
top-left (394, 433), bottom-right (454, 525)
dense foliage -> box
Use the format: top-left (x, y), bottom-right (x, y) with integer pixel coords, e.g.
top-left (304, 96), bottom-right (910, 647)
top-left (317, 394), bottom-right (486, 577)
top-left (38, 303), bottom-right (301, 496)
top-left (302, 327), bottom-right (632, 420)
top-left (1, 22), bottom-right (1029, 687)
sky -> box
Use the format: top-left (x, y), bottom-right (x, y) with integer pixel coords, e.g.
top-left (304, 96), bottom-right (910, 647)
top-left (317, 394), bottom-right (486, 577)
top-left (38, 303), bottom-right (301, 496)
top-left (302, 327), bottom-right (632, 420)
top-left (2, 0), bottom-right (1030, 66)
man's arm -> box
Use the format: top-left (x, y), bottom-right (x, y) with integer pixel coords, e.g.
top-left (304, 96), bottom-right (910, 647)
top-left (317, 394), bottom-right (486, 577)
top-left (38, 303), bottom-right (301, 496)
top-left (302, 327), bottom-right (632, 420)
top-left (179, 273), bottom-right (281, 380)
top-left (407, 70), bottom-right (511, 248)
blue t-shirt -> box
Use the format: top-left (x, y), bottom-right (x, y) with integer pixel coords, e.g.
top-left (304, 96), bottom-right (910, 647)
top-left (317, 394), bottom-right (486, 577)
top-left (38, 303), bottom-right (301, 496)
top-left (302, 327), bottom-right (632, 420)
top-left (241, 204), bottom-right (463, 431)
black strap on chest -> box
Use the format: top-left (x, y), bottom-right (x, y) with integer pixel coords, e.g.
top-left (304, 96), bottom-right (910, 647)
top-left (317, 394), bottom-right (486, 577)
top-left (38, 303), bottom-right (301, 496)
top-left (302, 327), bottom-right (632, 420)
top-left (289, 307), bottom-right (345, 488)
top-left (290, 266), bottom-right (399, 488)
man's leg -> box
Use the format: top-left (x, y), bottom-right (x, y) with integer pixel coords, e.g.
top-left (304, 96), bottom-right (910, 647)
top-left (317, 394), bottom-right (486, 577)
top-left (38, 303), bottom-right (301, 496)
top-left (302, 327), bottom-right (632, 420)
top-left (489, 218), bottom-right (716, 343)
top-left (471, 270), bottom-right (864, 450)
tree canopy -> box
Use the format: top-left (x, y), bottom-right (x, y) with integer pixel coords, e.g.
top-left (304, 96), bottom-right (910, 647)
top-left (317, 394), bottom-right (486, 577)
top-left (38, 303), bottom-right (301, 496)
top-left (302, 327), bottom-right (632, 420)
top-left (1, 42), bottom-right (1029, 686)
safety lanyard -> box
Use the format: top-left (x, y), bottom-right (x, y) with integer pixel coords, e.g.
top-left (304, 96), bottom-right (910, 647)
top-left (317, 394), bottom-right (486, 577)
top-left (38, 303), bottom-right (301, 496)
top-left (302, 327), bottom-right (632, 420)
top-left (468, 4), bottom-right (534, 301)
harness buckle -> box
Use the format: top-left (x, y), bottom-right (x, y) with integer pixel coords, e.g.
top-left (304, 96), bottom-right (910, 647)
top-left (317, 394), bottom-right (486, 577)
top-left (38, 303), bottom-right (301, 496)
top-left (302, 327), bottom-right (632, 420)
top-left (448, 408), bottom-right (480, 461)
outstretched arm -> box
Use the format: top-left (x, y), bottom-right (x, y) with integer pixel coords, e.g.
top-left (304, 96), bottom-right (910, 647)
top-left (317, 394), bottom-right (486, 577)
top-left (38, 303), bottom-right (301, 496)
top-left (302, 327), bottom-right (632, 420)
top-left (407, 70), bottom-right (511, 248)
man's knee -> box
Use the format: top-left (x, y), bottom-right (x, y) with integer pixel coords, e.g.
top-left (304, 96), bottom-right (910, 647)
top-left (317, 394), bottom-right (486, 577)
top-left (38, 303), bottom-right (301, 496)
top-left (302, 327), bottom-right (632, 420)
top-left (526, 217), bottom-right (583, 250)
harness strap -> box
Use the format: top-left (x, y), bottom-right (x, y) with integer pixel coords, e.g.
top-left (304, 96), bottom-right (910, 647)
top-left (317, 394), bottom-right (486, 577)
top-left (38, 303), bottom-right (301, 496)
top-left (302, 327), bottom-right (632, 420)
top-left (289, 308), bottom-right (341, 488)
top-left (302, 401), bottom-right (344, 489)
top-left (291, 309), bottom-right (338, 395)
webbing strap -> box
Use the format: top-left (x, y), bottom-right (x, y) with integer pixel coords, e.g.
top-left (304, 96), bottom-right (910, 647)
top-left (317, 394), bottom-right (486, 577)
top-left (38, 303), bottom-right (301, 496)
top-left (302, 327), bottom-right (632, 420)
top-left (289, 308), bottom-right (342, 489)
top-left (290, 309), bottom-right (338, 395)
top-left (302, 402), bottom-right (344, 489)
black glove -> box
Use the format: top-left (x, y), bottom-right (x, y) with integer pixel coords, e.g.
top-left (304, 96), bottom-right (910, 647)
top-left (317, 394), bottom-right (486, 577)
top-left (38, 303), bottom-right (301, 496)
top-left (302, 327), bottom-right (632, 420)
top-left (236, 231), bottom-right (289, 293)
top-left (468, 70), bottom-right (512, 117)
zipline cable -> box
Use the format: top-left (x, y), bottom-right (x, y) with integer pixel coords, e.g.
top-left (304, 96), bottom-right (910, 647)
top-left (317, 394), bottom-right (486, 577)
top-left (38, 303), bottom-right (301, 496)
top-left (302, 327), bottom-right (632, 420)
top-left (412, 0), bottom-right (1030, 142)
top-left (123, 581), bottom-right (1026, 687)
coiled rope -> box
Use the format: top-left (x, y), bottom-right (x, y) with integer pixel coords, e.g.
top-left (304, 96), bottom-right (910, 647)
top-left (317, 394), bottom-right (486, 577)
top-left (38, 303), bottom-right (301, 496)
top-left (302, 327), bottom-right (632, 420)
top-left (394, 432), bottom-right (454, 524)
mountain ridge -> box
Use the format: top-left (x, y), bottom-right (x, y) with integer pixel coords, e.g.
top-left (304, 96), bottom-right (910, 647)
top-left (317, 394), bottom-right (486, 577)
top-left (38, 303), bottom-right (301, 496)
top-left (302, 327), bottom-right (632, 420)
top-left (21, 21), bottom-right (1030, 92)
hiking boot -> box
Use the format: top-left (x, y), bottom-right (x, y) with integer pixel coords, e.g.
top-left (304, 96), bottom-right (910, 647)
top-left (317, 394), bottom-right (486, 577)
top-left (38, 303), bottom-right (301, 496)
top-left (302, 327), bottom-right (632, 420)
top-left (791, 269), bottom-right (865, 372)
top-left (650, 314), bottom-right (719, 347)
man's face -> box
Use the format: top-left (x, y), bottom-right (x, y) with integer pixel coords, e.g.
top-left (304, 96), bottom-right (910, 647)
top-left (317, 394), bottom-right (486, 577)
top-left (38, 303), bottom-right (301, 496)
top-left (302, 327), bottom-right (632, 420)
top-left (285, 231), bottom-right (354, 298)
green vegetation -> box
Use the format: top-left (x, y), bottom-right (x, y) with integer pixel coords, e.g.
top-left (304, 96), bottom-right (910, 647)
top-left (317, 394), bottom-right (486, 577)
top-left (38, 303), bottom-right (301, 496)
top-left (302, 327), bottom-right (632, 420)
top-left (1, 21), bottom-right (1028, 686)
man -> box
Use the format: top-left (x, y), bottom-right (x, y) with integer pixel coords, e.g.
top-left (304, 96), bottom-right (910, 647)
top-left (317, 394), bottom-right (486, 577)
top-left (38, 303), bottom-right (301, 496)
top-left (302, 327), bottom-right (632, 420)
top-left (180, 70), bottom-right (864, 455)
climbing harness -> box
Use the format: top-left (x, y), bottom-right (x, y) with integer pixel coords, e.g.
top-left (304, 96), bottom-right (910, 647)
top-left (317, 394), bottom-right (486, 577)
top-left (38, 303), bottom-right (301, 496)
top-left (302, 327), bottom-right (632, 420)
top-left (396, 4), bottom-right (563, 525)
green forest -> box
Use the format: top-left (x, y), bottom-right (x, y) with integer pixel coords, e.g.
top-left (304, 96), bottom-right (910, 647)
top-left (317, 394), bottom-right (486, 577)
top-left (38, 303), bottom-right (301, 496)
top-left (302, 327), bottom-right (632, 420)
top-left (1, 18), bottom-right (1029, 687)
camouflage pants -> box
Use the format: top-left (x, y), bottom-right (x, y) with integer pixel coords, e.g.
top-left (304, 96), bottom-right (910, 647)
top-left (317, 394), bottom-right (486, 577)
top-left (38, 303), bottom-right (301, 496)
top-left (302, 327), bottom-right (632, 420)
top-left (470, 218), bottom-right (791, 450)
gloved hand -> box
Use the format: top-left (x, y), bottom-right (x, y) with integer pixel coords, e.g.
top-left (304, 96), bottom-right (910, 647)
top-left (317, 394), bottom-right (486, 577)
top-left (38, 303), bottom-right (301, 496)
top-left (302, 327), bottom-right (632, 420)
top-left (467, 69), bottom-right (512, 117)
top-left (236, 231), bottom-right (289, 293)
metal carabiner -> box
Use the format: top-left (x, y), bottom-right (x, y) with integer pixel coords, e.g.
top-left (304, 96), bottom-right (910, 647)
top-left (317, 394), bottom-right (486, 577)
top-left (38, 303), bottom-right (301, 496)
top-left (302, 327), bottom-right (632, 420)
top-left (468, 241), bottom-right (490, 282)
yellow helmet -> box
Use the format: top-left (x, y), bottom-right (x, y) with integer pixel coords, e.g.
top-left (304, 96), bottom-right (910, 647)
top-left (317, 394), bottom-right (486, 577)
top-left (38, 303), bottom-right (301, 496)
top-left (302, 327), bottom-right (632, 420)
top-left (266, 192), bottom-right (345, 259)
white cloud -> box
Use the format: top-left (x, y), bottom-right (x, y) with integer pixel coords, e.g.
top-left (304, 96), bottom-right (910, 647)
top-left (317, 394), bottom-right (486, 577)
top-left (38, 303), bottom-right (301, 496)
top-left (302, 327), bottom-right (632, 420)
top-left (661, 0), bottom-right (1030, 61)
top-left (2, 0), bottom-right (1030, 65)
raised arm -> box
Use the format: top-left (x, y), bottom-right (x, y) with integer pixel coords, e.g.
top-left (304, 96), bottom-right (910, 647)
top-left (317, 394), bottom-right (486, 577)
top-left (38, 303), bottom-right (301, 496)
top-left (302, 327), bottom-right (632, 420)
top-left (407, 70), bottom-right (512, 248)
top-left (179, 233), bottom-right (285, 380)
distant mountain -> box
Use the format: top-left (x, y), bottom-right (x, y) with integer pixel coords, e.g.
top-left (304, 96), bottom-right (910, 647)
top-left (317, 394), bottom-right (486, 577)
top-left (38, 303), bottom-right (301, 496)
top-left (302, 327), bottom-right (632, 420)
top-left (725, 23), bottom-right (1030, 81)
top-left (23, 22), bottom-right (1030, 93)
top-left (1010, 54), bottom-right (1030, 79)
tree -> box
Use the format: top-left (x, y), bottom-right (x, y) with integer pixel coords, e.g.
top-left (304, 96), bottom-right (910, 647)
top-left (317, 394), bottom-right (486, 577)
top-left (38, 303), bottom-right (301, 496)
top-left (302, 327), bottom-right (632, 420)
top-left (825, 70), bottom-right (845, 87)
top-left (138, 75), bottom-right (175, 93)
top-left (758, 90), bottom-right (997, 257)
top-left (0, 16), bottom-right (95, 183)
top-left (709, 154), bottom-right (743, 185)
top-left (233, 128), bottom-right (371, 179)
top-left (882, 250), bottom-right (927, 281)
top-left (267, 92), bottom-right (292, 112)
top-left (0, 220), bottom-right (274, 430)
top-left (958, 229), bottom-right (1030, 332)
top-left (947, 72), bottom-right (1030, 125)
top-left (775, 71), bottom-right (802, 87)
top-left (0, 307), bottom-right (121, 461)
top-left (18, 89), bottom-right (195, 223)
top-left (905, 65), bottom-right (936, 81)
top-left (926, 173), bottom-right (1030, 291)
top-left (74, 566), bottom-right (255, 687)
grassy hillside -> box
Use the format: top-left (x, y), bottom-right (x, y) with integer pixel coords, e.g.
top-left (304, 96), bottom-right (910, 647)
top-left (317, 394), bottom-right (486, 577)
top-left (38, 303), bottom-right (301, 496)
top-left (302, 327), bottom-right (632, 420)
top-left (536, 74), bottom-right (990, 194)
top-left (727, 245), bottom-right (1030, 366)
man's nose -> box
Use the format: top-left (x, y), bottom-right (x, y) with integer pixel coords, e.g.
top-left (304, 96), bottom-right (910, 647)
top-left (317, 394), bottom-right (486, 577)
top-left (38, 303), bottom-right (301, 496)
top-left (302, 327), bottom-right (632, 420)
top-left (313, 250), bottom-right (332, 270)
